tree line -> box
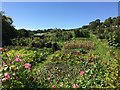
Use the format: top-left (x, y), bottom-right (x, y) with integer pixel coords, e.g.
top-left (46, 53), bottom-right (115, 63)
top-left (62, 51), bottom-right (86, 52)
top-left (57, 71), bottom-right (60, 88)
top-left (1, 11), bottom-right (120, 47)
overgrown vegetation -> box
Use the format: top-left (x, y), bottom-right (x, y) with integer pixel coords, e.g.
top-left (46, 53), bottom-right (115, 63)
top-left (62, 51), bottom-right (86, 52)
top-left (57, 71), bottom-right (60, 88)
top-left (1, 12), bottom-right (120, 89)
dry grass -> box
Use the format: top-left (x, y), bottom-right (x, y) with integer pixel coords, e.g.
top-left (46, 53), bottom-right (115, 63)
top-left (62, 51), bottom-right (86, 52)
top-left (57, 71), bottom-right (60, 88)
top-left (63, 40), bottom-right (94, 50)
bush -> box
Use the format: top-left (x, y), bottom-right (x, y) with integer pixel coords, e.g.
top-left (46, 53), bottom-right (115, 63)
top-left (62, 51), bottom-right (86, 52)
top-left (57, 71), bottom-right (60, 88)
top-left (33, 48), bottom-right (52, 63)
top-left (1, 48), bottom-right (37, 89)
top-left (56, 31), bottom-right (73, 41)
top-left (98, 33), bottom-right (105, 39)
top-left (108, 29), bottom-right (120, 47)
top-left (74, 29), bottom-right (90, 38)
top-left (114, 29), bottom-right (120, 46)
top-left (32, 40), bottom-right (45, 48)
top-left (52, 42), bottom-right (61, 51)
top-left (45, 42), bottom-right (52, 48)
top-left (79, 29), bottom-right (90, 38)
top-left (1, 48), bottom-right (51, 88)
top-left (62, 32), bottom-right (73, 41)
top-left (74, 29), bottom-right (80, 37)
top-left (11, 37), bottom-right (33, 46)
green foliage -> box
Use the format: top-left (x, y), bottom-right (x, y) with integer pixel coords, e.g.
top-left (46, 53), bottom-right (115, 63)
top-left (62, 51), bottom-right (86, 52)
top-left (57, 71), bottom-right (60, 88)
top-left (88, 19), bottom-right (100, 31)
top-left (33, 47), bottom-right (109, 88)
top-left (114, 29), bottom-right (120, 46)
top-left (1, 12), bottom-right (120, 88)
top-left (107, 28), bottom-right (120, 47)
top-left (114, 16), bottom-right (120, 27)
top-left (11, 37), bottom-right (33, 46)
top-left (74, 29), bottom-right (80, 37)
top-left (91, 34), bottom-right (119, 88)
top-left (52, 42), bottom-right (61, 51)
top-left (32, 39), bottom-right (45, 48)
top-left (1, 49), bottom-right (37, 88)
top-left (97, 33), bottom-right (105, 39)
top-left (74, 29), bottom-right (90, 38)
top-left (2, 12), bottom-right (17, 43)
top-left (45, 42), bottom-right (52, 48)
top-left (56, 31), bottom-right (73, 41)
top-left (16, 29), bottom-right (29, 38)
top-left (1, 33), bottom-right (119, 88)
top-left (79, 29), bottom-right (90, 38)
top-left (103, 17), bottom-right (113, 27)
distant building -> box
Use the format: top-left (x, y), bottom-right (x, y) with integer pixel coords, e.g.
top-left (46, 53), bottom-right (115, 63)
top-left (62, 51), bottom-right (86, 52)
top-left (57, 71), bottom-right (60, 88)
top-left (34, 33), bottom-right (44, 39)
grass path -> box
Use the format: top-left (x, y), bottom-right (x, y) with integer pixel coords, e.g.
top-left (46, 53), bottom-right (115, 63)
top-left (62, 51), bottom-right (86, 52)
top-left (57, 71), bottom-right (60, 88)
top-left (90, 34), bottom-right (119, 88)
top-left (90, 34), bottom-right (114, 62)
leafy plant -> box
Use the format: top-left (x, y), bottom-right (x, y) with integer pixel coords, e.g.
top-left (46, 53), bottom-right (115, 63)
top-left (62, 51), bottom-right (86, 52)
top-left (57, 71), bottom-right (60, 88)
top-left (74, 29), bottom-right (90, 38)
top-left (1, 48), bottom-right (37, 89)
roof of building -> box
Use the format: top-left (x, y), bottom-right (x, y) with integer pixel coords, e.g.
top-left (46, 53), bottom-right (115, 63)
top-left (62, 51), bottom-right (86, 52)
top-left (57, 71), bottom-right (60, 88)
top-left (34, 33), bottom-right (44, 36)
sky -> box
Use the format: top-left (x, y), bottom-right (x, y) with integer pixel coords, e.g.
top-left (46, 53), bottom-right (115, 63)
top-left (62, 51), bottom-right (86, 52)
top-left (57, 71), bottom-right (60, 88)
top-left (2, 2), bottom-right (118, 30)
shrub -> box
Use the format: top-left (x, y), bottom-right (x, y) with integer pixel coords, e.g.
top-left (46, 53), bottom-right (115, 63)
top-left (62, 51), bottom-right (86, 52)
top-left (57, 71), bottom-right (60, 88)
top-left (74, 29), bottom-right (90, 38)
top-left (79, 29), bottom-right (90, 38)
top-left (32, 40), bottom-right (45, 48)
top-left (114, 29), bottom-right (120, 46)
top-left (1, 48), bottom-right (37, 89)
top-left (52, 42), bottom-right (61, 51)
top-left (62, 32), bottom-right (73, 41)
top-left (108, 29), bottom-right (120, 47)
top-left (45, 42), bottom-right (52, 48)
top-left (11, 37), bottom-right (33, 46)
top-left (56, 31), bottom-right (73, 41)
top-left (74, 29), bottom-right (80, 37)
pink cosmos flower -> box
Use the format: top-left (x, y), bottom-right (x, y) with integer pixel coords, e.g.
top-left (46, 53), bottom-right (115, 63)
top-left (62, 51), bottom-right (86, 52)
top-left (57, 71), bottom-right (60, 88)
top-left (15, 57), bottom-right (22, 62)
top-left (93, 75), bottom-right (97, 78)
top-left (52, 85), bottom-right (56, 88)
top-left (15, 57), bottom-right (19, 61)
top-left (72, 84), bottom-right (80, 88)
top-left (79, 71), bottom-right (85, 75)
top-left (18, 59), bottom-right (22, 62)
top-left (24, 63), bottom-right (31, 70)
top-left (4, 72), bottom-right (10, 80)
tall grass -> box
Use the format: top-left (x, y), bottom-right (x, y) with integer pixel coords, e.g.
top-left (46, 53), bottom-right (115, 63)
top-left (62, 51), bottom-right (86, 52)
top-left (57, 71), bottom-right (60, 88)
top-left (63, 39), bottom-right (94, 50)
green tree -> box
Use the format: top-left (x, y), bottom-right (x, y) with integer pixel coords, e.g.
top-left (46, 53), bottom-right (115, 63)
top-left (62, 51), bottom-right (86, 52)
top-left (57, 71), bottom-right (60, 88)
top-left (103, 17), bottom-right (113, 27)
top-left (17, 29), bottom-right (29, 37)
top-left (114, 16), bottom-right (120, 27)
top-left (74, 29), bottom-right (80, 37)
top-left (89, 21), bottom-right (97, 30)
top-left (2, 12), bottom-right (17, 43)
